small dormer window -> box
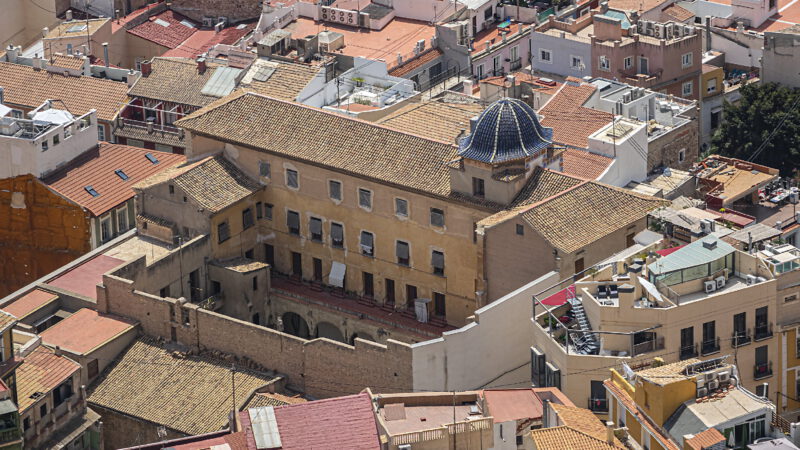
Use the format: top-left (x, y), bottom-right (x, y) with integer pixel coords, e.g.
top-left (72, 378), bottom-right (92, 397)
top-left (472, 177), bottom-right (485, 198)
top-left (145, 153), bottom-right (159, 164)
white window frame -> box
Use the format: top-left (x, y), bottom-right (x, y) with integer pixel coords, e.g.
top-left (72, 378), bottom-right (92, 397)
top-left (476, 63), bottom-right (484, 79)
top-left (681, 52), bottom-right (693, 68)
top-left (539, 48), bottom-right (552, 64)
top-left (116, 204), bottom-right (129, 233)
top-left (682, 81), bottom-right (693, 97)
top-left (97, 125), bottom-right (105, 142)
top-left (135, 57), bottom-right (144, 71)
top-left (624, 56), bottom-right (633, 70)
top-left (599, 55), bottom-right (610, 71)
top-left (570, 55), bottom-right (583, 70)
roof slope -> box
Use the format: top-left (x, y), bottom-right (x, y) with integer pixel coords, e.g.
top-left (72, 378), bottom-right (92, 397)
top-left (1, 289), bottom-right (59, 320)
top-left (42, 143), bottom-right (185, 216)
top-left (176, 92), bottom-right (461, 198)
top-left (376, 99), bottom-right (483, 144)
top-left (483, 389), bottom-right (543, 423)
top-left (529, 426), bottom-right (619, 450)
top-left (604, 379), bottom-right (680, 450)
top-left (552, 403), bottom-right (623, 446)
top-left (241, 59), bottom-right (323, 102)
top-left (40, 308), bottom-right (137, 355)
top-left (540, 83), bottom-right (613, 149)
top-left (128, 57), bottom-right (225, 107)
top-left (17, 346), bottom-right (80, 412)
top-left (88, 336), bottom-right (280, 435)
top-left (388, 48), bottom-right (444, 77)
top-left (558, 149), bottom-right (614, 180)
top-left (127, 10), bottom-right (197, 49)
top-left (0, 61), bottom-right (129, 121)
top-left (271, 392), bottom-right (381, 449)
top-left (520, 182), bottom-right (666, 253)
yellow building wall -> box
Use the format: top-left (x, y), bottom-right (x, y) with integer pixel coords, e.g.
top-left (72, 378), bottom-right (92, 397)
top-left (635, 378), bottom-right (696, 427)
top-left (701, 67), bottom-right (724, 99)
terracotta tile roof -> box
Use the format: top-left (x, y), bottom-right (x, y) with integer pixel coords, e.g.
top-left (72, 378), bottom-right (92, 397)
top-left (128, 57), bottom-right (226, 107)
top-left (558, 149), bottom-right (613, 179)
top-left (127, 10), bottom-right (197, 49)
top-left (388, 48), bottom-right (443, 77)
top-left (241, 60), bottom-right (323, 102)
top-left (608, 0), bottom-right (668, 13)
top-left (260, 392), bottom-right (381, 449)
top-left (135, 155), bottom-right (261, 213)
top-left (40, 308), bottom-right (137, 355)
top-left (518, 181), bottom-right (667, 253)
top-left (17, 346), bottom-right (80, 412)
top-left (47, 254), bottom-right (125, 299)
top-left (604, 379), bottom-right (680, 450)
top-left (0, 61), bottom-right (129, 122)
top-left (88, 336), bottom-right (281, 435)
top-left (163, 23), bottom-right (255, 59)
top-left (530, 426), bottom-right (619, 449)
top-left (552, 403), bottom-right (623, 446)
top-left (661, 4), bottom-right (695, 22)
top-left (49, 55), bottom-right (86, 71)
top-left (483, 389), bottom-right (543, 423)
top-left (244, 392), bottom-right (307, 409)
top-left (42, 143), bottom-right (185, 216)
top-left (0, 311), bottom-right (16, 332)
top-left (1, 289), bottom-right (59, 320)
top-left (172, 431), bottom-right (248, 450)
top-left (115, 123), bottom-right (187, 148)
top-left (176, 92), bottom-right (462, 199)
top-left (540, 84), bottom-right (613, 149)
top-left (376, 99), bottom-right (483, 143)
top-left (685, 427), bottom-right (726, 450)
top-left (511, 167), bottom-right (585, 207)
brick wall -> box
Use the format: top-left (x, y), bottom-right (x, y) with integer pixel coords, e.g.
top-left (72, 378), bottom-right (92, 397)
top-left (647, 119), bottom-right (700, 172)
top-left (170, 0), bottom-right (262, 23)
top-left (0, 175), bottom-right (91, 297)
top-left (98, 264), bottom-right (413, 398)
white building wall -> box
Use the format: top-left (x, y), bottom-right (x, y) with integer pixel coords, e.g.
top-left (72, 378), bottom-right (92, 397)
top-left (590, 121), bottom-right (649, 186)
top-left (412, 271), bottom-right (560, 392)
top-left (491, 420), bottom-right (520, 450)
top-left (392, 0), bottom-right (461, 22)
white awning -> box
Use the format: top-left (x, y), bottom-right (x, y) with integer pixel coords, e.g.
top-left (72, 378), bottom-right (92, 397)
top-left (329, 261), bottom-right (346, 288)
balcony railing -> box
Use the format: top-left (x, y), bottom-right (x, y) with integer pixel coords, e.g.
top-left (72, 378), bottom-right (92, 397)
top-left (754, 361), bottom-right (773, 380)
top-left (680, 343), bottom-right (698, 360)
top-left (632, 336), bottom-right (665, 356)
top-left (755, 322), bottom-right (773, 341)
top-left (509, 57), bottom-right (522, 71)
top-left (0, 427), bottom-right (20, 443)
top-left (588, 397), bottom-right (608, 413)
top-left (119, 118), bottom-right (181, 134)
top-left (701, 337), bottom-right (720, 356)
top-left (732, 329), bottom-right (751, 348)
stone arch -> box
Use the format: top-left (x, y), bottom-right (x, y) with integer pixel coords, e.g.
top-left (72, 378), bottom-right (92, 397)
top-left (315, 321), bottom-right (345, 343)
top-left (282, 312), bottom-right (310, 339)
top-left (349, 332), bottom-right (375, 345)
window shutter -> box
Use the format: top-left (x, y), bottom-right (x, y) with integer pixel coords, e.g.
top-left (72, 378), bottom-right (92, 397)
top-left (432, 251), bottom-right (444, 269)
top-left (310, 217), bottom-right (322, 234)
top-left (287, 211), bottom-right (300, 229)
top-left (396, 241), bottom-right (409, 259)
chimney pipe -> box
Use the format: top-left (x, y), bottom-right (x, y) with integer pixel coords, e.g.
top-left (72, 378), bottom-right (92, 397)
top-left (103, 42), bottom-right (109, 68)
top-left (42, 27), bottom-right (49, 38)
top-left (606, 421), bottom-right (614, 444)
top-left (197, 57), bottom-right (207, 74)
top-left (140, 60), bottom-right (152, 76)
top-left (66, 10), bottom-right (73, 21)
top-left (0, 87), bottom-right (4, 104)
top-left (54, 346), bottom-right (62, 357)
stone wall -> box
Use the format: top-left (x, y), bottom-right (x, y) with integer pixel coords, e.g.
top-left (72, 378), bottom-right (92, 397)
top-left (647, 118), bottom-right (700, 172)
top-left (97, 265), bottom-right (413, 398)
top-left (170, 0), bottom-right (262, 23)
top-left (91, 405), bottom-right (184, 450)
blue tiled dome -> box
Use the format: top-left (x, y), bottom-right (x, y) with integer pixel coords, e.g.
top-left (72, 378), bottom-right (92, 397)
top-left (458, 98), bottom-right (553, 164)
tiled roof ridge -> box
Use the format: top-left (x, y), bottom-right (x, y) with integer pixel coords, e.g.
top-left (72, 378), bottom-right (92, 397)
top-left (179, 91), bottom-right (458, 148)
top-left (532, 425), bottom-right (620, 448)
top-left (274, 391), bottom-right (369, 410)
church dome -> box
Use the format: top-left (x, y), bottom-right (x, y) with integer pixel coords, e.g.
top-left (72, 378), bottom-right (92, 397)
top-left (458, 98), bottom-right (553, 164)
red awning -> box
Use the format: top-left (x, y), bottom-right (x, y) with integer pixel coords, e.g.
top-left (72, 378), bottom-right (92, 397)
top-left (540, 285), bottom-right (576, 306)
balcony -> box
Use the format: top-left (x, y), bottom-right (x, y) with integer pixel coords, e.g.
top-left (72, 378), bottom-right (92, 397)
top-left (754, 361), bottom-right (773, 380)
top-left (588, 397), bottom-right (609, 413)
top-left (509, 57), bottom-right (522, 71)
top-left (755, 322), bottom-right (773, 341)
top-left (701, 337), bottom-right (721, 356)
top-left (632, 336), bottom-right (665, 356)
top-left (732, 329), bottom-right (751, 348)
top-left (680, 343), bottom-right (698, 360)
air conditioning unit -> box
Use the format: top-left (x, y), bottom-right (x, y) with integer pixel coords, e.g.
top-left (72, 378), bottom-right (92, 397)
top-left (718, 371), bottom-right (731, 384)
top-left (716, 276), bottom-right (726, 289)
top-left (697, 387), bottom-right (708, 397)
top-left (700, 219), bottom-right (715, 233)
top-left (746, 274), bottom-right (758, 285)
top-left (696, 376), bottom-right (705, 387)
top-left (202, 16), bottom-right (215, 27)
top-left (655, 24), bottom-right (665, 38)
top-left (706, 371), bottom-right (717, 382)
top-left (704, 280), bottom-right (717, 293)
top-left (217, 16), bottom-right (228, 27)
top-left (684, 25), bottom-right (694, 35)
top-left (708, 379), bottom-right (720, 391)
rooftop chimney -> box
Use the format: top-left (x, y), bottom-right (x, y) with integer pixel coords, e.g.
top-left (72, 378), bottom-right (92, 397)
top-left (140, 60), bottom-right (152, 76)
top-left (197, 57), bottom-right (207, 74)
top-left (103, 42), bottom-right (109, 68)
top-left (42, 27), bottom-right (49, 38)
top-left (606, 422), bottom-right (614, 444)
top-left (66, 9), bottom-right (73, 21)
top-left (54, 346), bottom-right (62, 357)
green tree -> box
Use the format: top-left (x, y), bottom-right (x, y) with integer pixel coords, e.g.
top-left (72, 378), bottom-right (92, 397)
top-left (711, 82), bottom-right (800, 177)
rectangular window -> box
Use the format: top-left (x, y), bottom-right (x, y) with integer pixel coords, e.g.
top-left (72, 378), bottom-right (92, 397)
top-left (41, 140), bottom-right (49, 151)
top-left (570, 55), bottom-right (583, 70)
top-left (681, 52), bottom-right (693, 68)
top-left (264, 203), bottom-right (273, 220)
top-left (476, 64), bottom-right (484, 79)
top-left (11, 109), bottom-right (22, 119)
top-left (360, 231), bottom-right (374, 257)
top-left (516, 224), bottom-right (524, 235)
top-left (97, 125), bottom-right (105, 141)
top-left (286, 169), bottom-right (299, 189)
top-left (100, 215), bottom-right (112, 242)
top-left (396, 241), bottom-right (410, 266)
top-left (539, 49), bottom-right (552, 63)
top-left (287, 210), bottom-right (300, 235)
top-left (639, 56), bottom-right (649, 75)
top-left (256, 202), bottom-right (263, 219)
top-left (310, 217), bottom-right (323, 242)
top-left (242, 207), bottom-right (254, 230)
top-left (406, 284), bottom-right (418, 307)
top-left (259, 161), bottom-right (270, 178)
top-left (363, 272), bottom-right (374, 298)
top-left (707, 78), bottom-right (717, 94)
top-left (472, 177), bottom-right (485, 198)
top-left (432, 250), bottom-right (445, 276)
top-left (682, 81), bottom-right (693, 97)
top-left (53, 134), bottom-right (60, 146)
top-left (395, 198), bottom-right (408, 217)
top-left (433, 292), bottom-right (446, 317)
top-left (89, 359), bottom-right (100, 379)
top-left (599, 55), bottom-right (610, 71)
top-left (679, 149), bottom-right (686, 163)
top-left (218, 221), bottom-right (230, 243)
top-left (624, 56), bottom-right (633, 70)
top-left (252, 276), bottom-right (258, 291)
top-left (430, 208), bottom-right (445, 227)
top-left (702, 321), bottom-right (717, 354)
top-left (313, 258), bottom-right (323, 282)
top-left (40, 403), bottom-right (47, 418)
top-left (680, 326), bottom-right (695, 359)
top-left (331, 222), bottom-right (344, 248)
top-left (329, 180), bottom-right (342, 201)
top-left (711, 110), bottom-right (721, 129)
top-left (484, 6), bottom-right (493, 19)
top-left (386, 278), bottom-right (396, 305)
top-left (358, 188), bottom-right (372, 209)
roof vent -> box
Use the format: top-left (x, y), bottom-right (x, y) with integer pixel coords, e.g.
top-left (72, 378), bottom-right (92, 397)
top-left (702, 239), bottom-right (717, 250)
